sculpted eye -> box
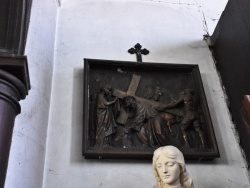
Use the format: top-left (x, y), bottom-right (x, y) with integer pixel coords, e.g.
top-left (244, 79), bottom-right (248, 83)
top-left (167, 162), bottom-right (174, 166)
top-left (157, 164), bottom-right (162, 168)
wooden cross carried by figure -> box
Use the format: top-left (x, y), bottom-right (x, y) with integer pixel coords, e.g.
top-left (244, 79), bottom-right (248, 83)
top-left (114, 74), bottom-right (141, 124)
top-left (113, 73), bottom-right (182, 125)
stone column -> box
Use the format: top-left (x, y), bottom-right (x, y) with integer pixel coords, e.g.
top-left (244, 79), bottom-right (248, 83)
top-left (0, 0), bottom-right (32, 186)
top-left (0, 69), bottom-right (26, 188)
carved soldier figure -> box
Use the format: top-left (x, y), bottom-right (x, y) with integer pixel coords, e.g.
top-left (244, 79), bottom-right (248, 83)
top-left (95, 85), bottom-right (118, 147)
top-left (164, 89), bottom-right (205, 148)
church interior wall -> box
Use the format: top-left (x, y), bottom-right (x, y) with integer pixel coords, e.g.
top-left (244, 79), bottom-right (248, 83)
top-left (43, 0), bottom-right (250, 188)
top-left (3, 0), bottom-right (250, 187)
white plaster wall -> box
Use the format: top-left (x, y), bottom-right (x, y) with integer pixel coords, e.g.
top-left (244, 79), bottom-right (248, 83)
top-left (5, 0), bottom-right (58, 188)
top-left (43, 0), bottom-right (250, 188)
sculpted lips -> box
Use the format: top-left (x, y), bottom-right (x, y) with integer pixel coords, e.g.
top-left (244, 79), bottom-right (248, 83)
top-left (162, 175), bottom-right (170, 179)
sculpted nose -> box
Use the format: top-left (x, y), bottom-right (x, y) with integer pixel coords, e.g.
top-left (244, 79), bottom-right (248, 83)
top-left (162, 165), bottom-right (167, 173)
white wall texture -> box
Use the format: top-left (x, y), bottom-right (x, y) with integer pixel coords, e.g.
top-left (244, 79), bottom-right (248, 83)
top-left (4, 0), bottom-right (250, 188)
top-left (42, 0), bottom-right (250, 188)
top-left (5, 0), bottom-right (58, 188)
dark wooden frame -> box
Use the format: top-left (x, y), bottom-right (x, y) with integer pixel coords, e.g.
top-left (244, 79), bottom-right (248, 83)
top-left (83, 59), bottom-right (219, 159)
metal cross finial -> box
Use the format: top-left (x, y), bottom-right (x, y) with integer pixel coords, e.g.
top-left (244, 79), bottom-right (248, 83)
top-left (128, 43), bottom-right (149, 62)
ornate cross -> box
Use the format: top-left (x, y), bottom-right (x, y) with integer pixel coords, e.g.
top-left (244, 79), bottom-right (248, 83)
top-left (128, 43), bottom-right (149, 62)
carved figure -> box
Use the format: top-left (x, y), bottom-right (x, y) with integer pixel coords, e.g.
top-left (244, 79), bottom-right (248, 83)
top-left (160, 113), bottom-right (176, 136)
top-left (95, 85), bottom-right (118, 147)
top-left (145, 86), bottom-right (162, 102)
top-left (124, 96), bottom-right (168, 147)
top-left (164, 89), bottom-right (205, 148)
top-left (153, 146), bottom-right (193, 188)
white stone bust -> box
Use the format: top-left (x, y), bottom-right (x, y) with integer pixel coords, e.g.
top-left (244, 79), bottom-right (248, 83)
top-left (152, 146), bottom-right (194, 188)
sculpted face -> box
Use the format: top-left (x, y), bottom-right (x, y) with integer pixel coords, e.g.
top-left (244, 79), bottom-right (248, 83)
top-left (153, 87), bottom-right (162, 101)
top-left (183, 95), bottom-right (193, 110)
top-left (156, 155), bottom-right (181, 186)
top-left (124, 99), bottom-right (131, 108)
top-left (104, 87), bottom-right (111, 95)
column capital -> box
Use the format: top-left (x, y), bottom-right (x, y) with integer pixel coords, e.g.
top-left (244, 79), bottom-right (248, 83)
top-left (0, 54), bottom-right (30, 96)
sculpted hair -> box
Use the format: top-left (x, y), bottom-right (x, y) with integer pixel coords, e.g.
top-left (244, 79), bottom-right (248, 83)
top-left (100, 84), bottom-right (112, 92)
top-left (152, 146), bottom-right (194, 188)
top-left (124, 96), bottom-right (137, 109)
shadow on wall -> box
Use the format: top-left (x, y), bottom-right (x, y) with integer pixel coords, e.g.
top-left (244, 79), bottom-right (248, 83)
top-left (199, 73), bottom-right (228, 165)
top-left (143, 40), bottom-right (209, 63)
top-left (70, 68), bottom-right (84, 163)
